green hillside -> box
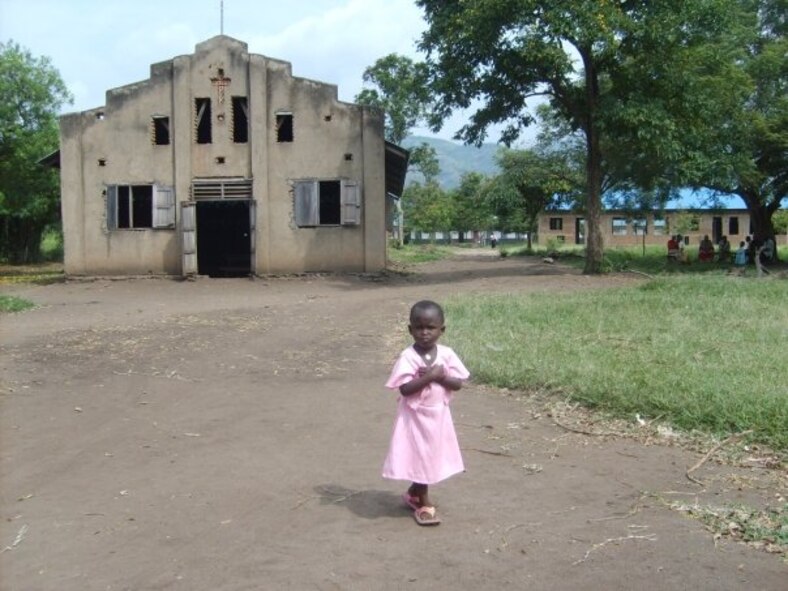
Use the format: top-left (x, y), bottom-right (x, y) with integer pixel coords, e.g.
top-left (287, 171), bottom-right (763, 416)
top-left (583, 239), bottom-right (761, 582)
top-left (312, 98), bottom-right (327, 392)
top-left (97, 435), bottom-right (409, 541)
top-left (402, 136), bottom-right (501, 189)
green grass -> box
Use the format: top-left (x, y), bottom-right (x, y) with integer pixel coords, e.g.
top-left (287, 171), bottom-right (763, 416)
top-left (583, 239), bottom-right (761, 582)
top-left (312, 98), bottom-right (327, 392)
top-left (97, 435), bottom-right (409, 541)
top-left (0, 294), bottom-right (35, 313)
top-left (387, 243), bottom-right (457, 265)
top-left (506, 243), bottom-right (788, 275)
top-left (443, 275), bottom-right (788, 450)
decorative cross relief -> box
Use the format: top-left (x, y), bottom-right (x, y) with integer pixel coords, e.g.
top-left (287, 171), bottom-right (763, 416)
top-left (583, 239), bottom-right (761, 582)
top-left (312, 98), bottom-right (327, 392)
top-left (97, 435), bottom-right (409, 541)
top-left (210, 67), bottom-right (231, 104)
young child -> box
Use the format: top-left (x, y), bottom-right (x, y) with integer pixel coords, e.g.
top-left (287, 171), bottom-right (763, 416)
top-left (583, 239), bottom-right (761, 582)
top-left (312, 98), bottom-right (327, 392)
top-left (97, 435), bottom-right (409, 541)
top-left (382, 300), bottom-right (470, 526)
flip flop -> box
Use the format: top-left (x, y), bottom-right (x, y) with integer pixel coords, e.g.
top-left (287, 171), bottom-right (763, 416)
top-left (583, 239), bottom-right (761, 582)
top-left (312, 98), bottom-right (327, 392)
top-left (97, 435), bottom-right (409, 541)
top-left (402, 493), bottom-right (421, 511)
top-left (413, 505), bottom-right (441, 526)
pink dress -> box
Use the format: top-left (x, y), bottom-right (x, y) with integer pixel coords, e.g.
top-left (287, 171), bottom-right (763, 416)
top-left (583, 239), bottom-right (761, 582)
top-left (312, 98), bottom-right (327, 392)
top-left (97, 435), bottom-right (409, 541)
top-left (382, 344), bottom-right (470, 485)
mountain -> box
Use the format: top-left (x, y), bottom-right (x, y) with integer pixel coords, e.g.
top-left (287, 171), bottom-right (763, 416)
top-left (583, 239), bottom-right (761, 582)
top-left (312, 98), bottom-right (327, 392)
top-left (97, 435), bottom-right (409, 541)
top-left (401, 135), bottom-right (501, 189)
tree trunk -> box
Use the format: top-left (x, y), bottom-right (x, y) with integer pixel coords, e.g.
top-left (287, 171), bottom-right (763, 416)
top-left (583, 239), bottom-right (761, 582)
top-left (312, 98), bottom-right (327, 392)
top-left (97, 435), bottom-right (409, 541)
top-left (739, 188), bottom-right (780, 261)
top-left (581, 49), bottom-right (604, 274)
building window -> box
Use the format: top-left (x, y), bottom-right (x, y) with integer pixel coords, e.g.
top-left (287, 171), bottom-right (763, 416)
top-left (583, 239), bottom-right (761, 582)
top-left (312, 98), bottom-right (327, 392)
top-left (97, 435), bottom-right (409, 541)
top-left (106, 184), bottom-right (175, 230)
top-left (293, 179), bottom-right (361, 226)
top-left (729, 216), bottom-right (739, 235)
top-left (152, 116), bottom-right (170, 145)
top-left (232, 97), bottom-right (248, 143)
top-left (653, 218), bottom-right (666, 235)
top-left (276, 112), bottom-right (293, 142)
top-left (633, 218), bottom-right (647, 235)
top-left (612, 217), bottom-right (627, 235)
top-left (549, 217), bottom-right (563, 230)
top-left (195, 98), bottom-right (212, 144)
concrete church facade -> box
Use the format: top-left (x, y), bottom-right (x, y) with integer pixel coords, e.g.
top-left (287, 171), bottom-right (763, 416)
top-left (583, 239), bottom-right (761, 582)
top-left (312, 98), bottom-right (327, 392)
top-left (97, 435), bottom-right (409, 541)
top-left (59, 35), bottom-right (396, 277)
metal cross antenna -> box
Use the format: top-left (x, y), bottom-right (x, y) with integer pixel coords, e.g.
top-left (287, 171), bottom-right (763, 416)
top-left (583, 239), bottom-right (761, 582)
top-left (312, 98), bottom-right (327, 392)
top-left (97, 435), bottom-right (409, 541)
top-left (220, 1), bottom-right (224, 35)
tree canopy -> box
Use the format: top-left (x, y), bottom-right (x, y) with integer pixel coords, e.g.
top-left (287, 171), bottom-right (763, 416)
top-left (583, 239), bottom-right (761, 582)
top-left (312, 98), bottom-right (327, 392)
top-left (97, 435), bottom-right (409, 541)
top-left (0, 41), bottom-right (71, 263)
top-left (415, 0), bottom-right (759, 273)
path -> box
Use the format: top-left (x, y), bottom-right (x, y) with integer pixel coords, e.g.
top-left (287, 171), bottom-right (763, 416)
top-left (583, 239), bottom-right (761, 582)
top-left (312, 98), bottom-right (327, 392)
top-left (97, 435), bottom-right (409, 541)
top-left (1, 254), bottom-right (784, 590)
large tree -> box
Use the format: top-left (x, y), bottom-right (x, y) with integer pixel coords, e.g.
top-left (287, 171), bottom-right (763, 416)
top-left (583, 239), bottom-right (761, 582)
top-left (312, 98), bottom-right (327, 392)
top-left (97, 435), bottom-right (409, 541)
top-left (683, 0), bottom-right (787, 248)
top-left (0, 41), bottom-right (71, 263)
top-left (416, 0), bottom-right (747, 273)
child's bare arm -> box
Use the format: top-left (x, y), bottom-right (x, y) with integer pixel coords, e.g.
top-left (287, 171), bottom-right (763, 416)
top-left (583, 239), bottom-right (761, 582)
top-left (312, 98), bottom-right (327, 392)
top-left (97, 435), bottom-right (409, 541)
top-left (438, 375), bottom-right (464, 391)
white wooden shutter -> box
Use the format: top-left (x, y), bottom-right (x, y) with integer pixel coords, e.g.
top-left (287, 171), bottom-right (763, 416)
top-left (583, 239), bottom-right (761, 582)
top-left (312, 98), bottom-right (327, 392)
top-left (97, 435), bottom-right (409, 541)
top-left (106, 185), bottom-right (118, 230)
top-left (181, 201), bottom-right (197, 275)
top-left (294, 181), bottom-right (319, 226)
top-left (341, 180), bottom-right (361, 225)
top-left (153, 185), bottom-right (176, 228)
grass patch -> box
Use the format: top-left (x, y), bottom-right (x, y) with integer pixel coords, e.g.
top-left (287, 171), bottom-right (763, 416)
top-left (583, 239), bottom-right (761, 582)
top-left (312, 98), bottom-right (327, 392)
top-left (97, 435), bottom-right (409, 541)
top-left (0, 294), bottom-right (36, 313)
top-left (387, 243), bottom-right (457, 265)
top-left (443, 274), bottom-right (788, 450)
top-left (506, 244), bottom-right (788, 276)
top-left (657, 498), bottom-right (787, 557)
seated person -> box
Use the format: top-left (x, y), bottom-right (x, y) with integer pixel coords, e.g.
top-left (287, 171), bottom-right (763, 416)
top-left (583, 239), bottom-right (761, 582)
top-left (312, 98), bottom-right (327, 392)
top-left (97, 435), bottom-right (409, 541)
top-left (667, 235), bottom-right (680, 260)
top-left (717, 235), bottom-right (731, 261)
top-left (698, 234), bottom-right (714, 262)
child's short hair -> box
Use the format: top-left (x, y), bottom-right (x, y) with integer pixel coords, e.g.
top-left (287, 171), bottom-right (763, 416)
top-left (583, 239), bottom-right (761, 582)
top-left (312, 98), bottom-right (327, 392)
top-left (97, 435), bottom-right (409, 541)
top-left (410, 300), bottom-right (445, 323)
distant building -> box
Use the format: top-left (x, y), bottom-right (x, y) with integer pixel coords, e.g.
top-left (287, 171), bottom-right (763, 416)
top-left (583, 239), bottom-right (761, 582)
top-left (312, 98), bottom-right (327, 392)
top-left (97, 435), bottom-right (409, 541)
top-left (538, 209), bottom-right (752, 247)
top-left (58, 35), bottom-right (406, 277)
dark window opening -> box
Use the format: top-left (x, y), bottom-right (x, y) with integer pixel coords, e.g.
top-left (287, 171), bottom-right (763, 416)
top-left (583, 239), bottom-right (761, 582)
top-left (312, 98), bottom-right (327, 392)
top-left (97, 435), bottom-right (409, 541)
top-left (729, 217), bottom-right (739, 235)
top-left (319, 181), bottom-right (341, 225)
top-left (153, 116), bottom-right (170, 145)
top-left (116, 185), bottom-right (153, 228)
top-left (344, 153), bottom-right (353, 161)
top-left (232, 96), bottom-right (248, 143)
top-left (549, 217), bottom-right (563, 230)
top-left (215, 156), bottom-right (225, 164)
top-left (98, 158), bottom-right (106, 167)
top-left (276, 113), bottom-right (293, 142)
top-left (195, 98), bottom-right (212, 144)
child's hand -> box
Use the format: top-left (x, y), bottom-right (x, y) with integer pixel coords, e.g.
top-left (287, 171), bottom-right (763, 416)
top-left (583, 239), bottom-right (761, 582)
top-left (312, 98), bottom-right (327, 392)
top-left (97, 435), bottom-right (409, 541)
top-left (427, 364), bottom-right (446, 381)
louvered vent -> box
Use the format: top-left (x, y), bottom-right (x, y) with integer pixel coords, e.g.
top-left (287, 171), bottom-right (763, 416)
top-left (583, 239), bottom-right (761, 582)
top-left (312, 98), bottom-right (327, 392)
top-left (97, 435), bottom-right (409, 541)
top-left (191, 180), bottom-right (252, 200)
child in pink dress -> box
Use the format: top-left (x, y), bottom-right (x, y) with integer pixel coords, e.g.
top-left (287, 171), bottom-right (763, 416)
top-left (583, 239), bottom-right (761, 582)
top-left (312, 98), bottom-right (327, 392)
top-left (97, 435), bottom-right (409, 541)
top-left (382, 300), bottom-right (470, 525)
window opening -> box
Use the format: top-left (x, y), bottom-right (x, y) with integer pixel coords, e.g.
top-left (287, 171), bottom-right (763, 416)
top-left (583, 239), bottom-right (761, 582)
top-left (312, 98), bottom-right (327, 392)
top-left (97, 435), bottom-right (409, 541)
top-left (653, 218), bottom-right (666, 235)
top-left (232, 96), bottom-right (248, 143)
top-left (294, 179), bottom-right (360, 227)
top-left (633, 218), bottom-right (647, 235)
top-left (116, 185), bottom-right (153, 228)
top-left (549, 217), bottom-right (563, 231)
top-left (319, 181), bottom-right (341, 225)
top-left (729, 216), bottom-right (739, 235)
top-left (107, 184), bottom-right (175, 229)
top-left (153, 116), bottom-right (170, 145)
top-left (612, 217), bottom-right (627, 235)
top-left (276, 113), bottom-right (293, 142)
top-left (195, 98), bottom-right (212, 144)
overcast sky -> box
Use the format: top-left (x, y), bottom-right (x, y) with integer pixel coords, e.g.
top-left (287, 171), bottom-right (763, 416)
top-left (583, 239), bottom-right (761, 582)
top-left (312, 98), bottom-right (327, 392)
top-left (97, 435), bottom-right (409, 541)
top-left (0, 0), bottom-right (485, 140)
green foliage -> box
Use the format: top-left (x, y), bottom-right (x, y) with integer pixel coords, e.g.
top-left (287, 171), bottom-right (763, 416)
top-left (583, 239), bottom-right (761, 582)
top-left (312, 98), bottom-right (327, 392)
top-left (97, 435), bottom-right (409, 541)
top-left (402, 181), bottom-right (454, 235)
top-left (444, 275), bottom-right (788, 449)
top-left (386, 243), bottom-right (455, 265)
top-left (0, 41), bottom-right (72, 263)
top-left (0, 294), bottom-right (35, 313)
top-left (450, 172), bottom-right (495, 235)
top-left (355, 54), bottom-right (430, 144)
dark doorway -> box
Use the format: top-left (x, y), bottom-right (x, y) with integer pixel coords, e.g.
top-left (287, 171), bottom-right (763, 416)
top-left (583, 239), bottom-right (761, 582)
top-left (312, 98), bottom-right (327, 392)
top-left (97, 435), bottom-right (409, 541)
top-left (196, 200), bottom-right (251, 277)
top-left (575, 217), bottom-right (586, 245)
top-left (712, 216), bottom-right (723, 243)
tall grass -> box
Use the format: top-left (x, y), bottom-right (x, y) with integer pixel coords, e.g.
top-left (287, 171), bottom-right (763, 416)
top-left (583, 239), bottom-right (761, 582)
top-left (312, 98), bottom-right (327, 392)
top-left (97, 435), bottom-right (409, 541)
top-left (444, 275), bottom-right (788, 450)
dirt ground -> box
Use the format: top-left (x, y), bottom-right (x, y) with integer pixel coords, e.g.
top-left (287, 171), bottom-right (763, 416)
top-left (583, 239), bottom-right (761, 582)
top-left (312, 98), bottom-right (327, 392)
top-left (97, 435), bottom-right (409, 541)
top-left (1, 252), bottom-right (785, 590)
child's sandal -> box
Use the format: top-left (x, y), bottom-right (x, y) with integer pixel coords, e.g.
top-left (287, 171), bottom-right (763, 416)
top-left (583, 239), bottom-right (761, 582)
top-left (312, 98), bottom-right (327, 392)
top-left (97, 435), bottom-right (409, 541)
top-left (413, 505), bottom-right (441, 526)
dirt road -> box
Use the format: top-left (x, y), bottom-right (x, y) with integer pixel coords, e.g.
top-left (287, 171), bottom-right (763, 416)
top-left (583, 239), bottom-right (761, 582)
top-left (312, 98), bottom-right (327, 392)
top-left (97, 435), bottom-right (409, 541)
top-left (1, 253), bottom-right (785, 590)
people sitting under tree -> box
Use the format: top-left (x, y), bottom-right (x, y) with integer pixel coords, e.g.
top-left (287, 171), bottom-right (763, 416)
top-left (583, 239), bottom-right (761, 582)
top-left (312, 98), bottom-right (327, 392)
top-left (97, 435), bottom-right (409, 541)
top-left (698, 235), bottom-right (715, 262)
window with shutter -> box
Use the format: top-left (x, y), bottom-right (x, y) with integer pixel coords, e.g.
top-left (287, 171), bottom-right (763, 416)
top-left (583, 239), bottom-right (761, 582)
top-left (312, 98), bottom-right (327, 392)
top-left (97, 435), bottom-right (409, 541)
top-left (105, 184), bottom-right (175, 230)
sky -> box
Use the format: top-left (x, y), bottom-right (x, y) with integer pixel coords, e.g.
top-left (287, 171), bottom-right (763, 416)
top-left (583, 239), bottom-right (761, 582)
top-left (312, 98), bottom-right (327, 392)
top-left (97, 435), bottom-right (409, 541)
top-left (0, 0), bottom-right (484, 141)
